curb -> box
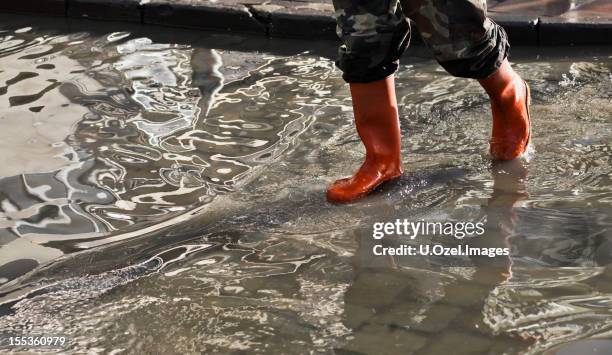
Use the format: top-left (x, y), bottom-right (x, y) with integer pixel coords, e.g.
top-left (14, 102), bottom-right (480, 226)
top-left (0, 0), bottom-right (66, 16)
top-left (490, 14), bottom-right (538, 46)
top-left (1, 0), bottom-right (611, 45)
top-left (69, 0), bottom-right (141, 22)
top-left (539, 17), bottom-right (612, 45)
top-left (144, 1), bottom-right (267, 35)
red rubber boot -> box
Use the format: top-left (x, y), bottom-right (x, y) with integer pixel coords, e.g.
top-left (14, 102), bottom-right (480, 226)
top-left (479, 60), bottom-right (531, 161)
top-left (327, 76), bottom-right (403, 203)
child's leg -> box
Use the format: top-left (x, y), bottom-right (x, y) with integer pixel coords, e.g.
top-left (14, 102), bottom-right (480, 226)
top-left (328, 0), bottom-right (410, 203)
top-left (403, 0), bottom-right (530, 160)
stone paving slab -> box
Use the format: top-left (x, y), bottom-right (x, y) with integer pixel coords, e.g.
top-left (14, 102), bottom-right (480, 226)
top-left (488, 0), bottom-right (575, 17)
top-left (489, 0), bottom-right (612, 20)
top-left (1, 0), bottom-right (611, 45)
top-left (249, 1), bottom-right (336, 38)
top-left (143, 0), bottom-right (266, 34)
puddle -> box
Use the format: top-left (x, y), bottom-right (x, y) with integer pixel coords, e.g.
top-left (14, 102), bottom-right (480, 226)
top-left (0, 15), bottom-right (612, 355)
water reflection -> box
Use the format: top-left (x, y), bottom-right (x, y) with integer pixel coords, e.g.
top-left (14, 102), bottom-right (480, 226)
top-left (0, 27), bottom-right (337, 274)
top-left (0, 20), bottom-right (611, 355)
top-left (341, 160), bottom-right (530, 354)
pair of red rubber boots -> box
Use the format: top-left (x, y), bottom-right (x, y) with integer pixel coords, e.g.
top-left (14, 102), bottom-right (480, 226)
top-left (327, 60), bottom-right (531, 203)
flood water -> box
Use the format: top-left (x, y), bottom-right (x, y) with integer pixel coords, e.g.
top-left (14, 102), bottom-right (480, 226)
top-left (1, 14), bottom-right (612, 355)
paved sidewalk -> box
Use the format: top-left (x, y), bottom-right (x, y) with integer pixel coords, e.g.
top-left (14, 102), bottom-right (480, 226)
top-left (1, 0), bottom-right (611, 45)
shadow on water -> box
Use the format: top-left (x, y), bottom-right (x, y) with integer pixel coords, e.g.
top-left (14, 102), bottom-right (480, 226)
top-left (0, 12), bottom-right (612, 354)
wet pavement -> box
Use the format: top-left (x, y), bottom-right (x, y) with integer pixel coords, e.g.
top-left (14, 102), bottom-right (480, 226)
top-left (1, 13), bottom-right (612, 355)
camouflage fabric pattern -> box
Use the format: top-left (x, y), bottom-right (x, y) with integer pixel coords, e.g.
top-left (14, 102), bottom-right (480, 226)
top-left (332, 0), bottom-right (509, 83)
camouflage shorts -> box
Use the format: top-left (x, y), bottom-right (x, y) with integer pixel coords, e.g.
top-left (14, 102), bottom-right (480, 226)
top-left (332, 0), bottom-right (509, 83)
